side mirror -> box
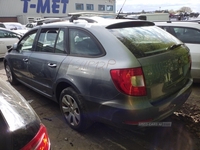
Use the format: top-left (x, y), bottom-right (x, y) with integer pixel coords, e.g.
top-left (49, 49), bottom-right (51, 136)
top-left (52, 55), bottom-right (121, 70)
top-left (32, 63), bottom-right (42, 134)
top-left (8, 43), bottom-right (18, 52)
top-left (13, 43), bottom-right (18, 50)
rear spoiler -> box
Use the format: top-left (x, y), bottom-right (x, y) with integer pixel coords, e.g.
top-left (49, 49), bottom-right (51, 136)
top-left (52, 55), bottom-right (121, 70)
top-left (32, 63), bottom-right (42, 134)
top-left (106, 21), bottom-right (155, 29)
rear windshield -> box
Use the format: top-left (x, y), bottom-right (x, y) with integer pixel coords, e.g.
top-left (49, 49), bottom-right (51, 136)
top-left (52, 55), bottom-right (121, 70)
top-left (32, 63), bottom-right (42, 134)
top-left (109, 26), bottom-right (181, 58)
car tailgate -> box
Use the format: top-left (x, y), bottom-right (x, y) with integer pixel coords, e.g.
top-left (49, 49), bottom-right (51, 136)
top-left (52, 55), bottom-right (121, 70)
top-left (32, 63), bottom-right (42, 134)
top-left (138, 45), bottom-right (191, 103)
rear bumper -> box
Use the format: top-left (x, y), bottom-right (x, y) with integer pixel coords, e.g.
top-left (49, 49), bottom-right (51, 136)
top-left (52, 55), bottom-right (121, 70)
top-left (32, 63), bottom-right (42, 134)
top-left (95, 78), bottom-right (193, 128)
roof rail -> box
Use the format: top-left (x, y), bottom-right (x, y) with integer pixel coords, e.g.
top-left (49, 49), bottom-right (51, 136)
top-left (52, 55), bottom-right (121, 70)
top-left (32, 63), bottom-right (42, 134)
top-left (36, 17), bottom-right (74, 25)
top-left (68, 12), bottom-right (126, 19)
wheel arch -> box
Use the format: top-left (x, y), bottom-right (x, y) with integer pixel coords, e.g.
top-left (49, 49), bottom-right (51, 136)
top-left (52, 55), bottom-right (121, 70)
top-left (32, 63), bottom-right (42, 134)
top-left (54, 78), bottom-right (81, 103)
top-left (3, 58), bottom-right (13, 72)
top-left (3, 58), bottom-right (8, 68)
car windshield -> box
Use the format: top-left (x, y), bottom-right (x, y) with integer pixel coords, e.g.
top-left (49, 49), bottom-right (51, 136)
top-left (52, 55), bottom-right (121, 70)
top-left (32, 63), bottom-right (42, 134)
top-left (109, 26), bottom-right (182, 58)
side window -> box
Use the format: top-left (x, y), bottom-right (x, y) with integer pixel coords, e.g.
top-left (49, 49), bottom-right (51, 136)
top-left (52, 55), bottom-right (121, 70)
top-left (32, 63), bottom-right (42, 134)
top-left (26, 24), bottom-right (33, 28)
top-left (36, 28), bottom-right (59, 53)
top-left (69, 28), bottom-right (102, 56)
top-left (18, 30), bottom-right (37, 51)
top-left (159, 26), bottom-right (176, 36)
top-left (0, 30), bottom-right (4, 38)
top-left (0, 24), bottom-right (5, 28)
top-left (159, 26), bottom-right (170, 32)
top-left (0, 30), bottom-right (20, 39)
top-left (172, 27), bottom-right (200, 44)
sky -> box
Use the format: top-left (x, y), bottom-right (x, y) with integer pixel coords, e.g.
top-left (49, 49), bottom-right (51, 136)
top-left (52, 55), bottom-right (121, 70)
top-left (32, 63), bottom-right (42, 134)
top-left (116, 0), bottom-right (200, 13)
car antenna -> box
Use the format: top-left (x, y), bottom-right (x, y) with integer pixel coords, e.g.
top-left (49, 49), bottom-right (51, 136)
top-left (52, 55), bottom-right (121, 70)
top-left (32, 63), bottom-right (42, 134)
top-left (116, 0), bottom-right (126, 19)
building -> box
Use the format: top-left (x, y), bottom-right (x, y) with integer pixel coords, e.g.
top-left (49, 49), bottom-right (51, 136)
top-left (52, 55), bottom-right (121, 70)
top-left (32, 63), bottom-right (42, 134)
top-left (0, 0), bottom-right (116, 24)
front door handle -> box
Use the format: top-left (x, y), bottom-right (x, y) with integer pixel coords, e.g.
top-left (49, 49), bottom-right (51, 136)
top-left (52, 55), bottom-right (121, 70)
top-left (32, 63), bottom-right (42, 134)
top-left (23, 58), bottom-right (28, 62)
top-left (7, 45), bottom-right (12, 49)
top-left (48, 63), bottom-right (57, 68)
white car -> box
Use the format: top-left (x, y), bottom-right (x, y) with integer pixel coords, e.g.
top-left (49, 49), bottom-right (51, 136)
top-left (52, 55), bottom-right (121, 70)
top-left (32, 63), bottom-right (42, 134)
top-left (25, 22), bottom-right (37, 30)
top-left (0, 28), bottom-right (21, 58)
top-left (0, 22), bottom-right (28, 35)
top-left (155, 21), bottom-right (200, 82)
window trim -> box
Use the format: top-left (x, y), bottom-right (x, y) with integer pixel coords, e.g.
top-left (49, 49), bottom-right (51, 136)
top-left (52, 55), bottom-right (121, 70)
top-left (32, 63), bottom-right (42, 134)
top-left (169, 26), bottom-right (200, 44)
top-left (55, 28), bottom-right (67, 54)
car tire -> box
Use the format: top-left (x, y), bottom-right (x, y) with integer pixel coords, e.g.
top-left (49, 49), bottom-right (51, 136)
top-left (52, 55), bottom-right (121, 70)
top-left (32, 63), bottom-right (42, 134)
top-left (59, 87), bottom-right (92, 131)
top-left (5, 62), bottom-right (18, 85)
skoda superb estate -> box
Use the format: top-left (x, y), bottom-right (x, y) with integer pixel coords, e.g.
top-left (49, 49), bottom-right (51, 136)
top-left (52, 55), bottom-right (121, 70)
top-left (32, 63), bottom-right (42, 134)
top-left (3, 18), bottom-right (193, 131)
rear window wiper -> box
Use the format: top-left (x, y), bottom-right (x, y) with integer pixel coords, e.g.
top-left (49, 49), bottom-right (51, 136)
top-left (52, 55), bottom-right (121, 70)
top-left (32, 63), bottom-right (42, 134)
top-left (168, 43), bottom-right (183, 50)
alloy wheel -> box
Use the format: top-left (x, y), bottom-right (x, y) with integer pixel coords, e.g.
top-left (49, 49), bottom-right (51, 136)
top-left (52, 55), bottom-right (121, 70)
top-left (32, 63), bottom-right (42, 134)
top-left (61, 94), bottom-right (80, 126)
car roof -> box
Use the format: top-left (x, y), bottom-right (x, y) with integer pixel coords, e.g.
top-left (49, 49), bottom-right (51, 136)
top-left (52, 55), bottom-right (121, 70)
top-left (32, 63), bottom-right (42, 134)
top-left (0, 27), bottom-right (10, 31)
top-left (35, 18), bottom-right (155, 29)
top-left (2, 22), bottom-right (23, 25)
top-left (154, 21), bottom-right (200, 29)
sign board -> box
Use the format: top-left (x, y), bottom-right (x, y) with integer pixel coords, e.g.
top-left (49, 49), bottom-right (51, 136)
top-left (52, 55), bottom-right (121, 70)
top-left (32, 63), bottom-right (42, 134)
top-left (21, 0), bottom-right (69, 13)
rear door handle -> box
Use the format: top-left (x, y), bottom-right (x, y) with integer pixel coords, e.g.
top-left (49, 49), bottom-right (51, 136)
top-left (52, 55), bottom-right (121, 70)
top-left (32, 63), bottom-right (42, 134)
top-left (48, 63), bottom-right (57, 68)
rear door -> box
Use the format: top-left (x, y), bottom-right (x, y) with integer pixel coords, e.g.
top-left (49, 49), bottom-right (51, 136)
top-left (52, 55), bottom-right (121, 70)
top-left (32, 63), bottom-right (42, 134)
top-left (28, 28), bottom-right (67, 97)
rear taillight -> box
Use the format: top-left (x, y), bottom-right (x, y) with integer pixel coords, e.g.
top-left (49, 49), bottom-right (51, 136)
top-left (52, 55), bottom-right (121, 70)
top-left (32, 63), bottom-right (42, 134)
top-left (110, 67), bottom-right (146, 96)
top-left (21, 124), bottom-right (50, 150)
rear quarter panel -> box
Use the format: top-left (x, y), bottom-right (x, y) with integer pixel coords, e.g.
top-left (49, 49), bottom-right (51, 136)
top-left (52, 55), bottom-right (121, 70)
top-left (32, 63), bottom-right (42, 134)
top-left (56, 26), bottom-right (142, 100)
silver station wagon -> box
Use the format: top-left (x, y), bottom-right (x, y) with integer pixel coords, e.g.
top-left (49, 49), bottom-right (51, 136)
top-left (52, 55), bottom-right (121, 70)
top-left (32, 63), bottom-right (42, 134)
top-left (3, 18), bottom-right (193, 131)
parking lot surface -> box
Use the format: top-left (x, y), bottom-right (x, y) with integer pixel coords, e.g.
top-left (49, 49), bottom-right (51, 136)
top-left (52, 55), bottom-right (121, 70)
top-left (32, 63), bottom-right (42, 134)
top-left (0, 58), bottom-right (200, 150)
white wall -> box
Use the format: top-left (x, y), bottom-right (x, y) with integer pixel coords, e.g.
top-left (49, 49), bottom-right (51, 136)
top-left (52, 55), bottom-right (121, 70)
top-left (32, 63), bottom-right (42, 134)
top-left (0, 0), bottom-right (115, 24)
top-left (0, 0), bottom-right (115, 17)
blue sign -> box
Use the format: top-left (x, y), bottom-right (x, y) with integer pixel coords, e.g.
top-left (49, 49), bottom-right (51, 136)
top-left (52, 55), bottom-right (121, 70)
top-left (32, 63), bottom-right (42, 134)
top-left (21, 0), bottom-right (69, 13)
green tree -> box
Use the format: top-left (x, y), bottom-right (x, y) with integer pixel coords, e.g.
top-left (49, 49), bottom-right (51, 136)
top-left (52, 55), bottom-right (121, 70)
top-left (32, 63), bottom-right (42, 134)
top-left (169, 9), bottom-right (175, 14)
top-left (179, 7), bottom-right (192, 13)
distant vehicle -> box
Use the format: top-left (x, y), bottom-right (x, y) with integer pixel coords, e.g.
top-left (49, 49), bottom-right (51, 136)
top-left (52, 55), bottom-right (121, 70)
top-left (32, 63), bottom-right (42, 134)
top-left (155, 21), bottom-right (200, 82)
top-left (0, 78), bottom-right (51, 150)
top-left (0, 22), bottom-right (28, 35)
top-left (25, 18), bottom-right (66, 30)
top-left (25, 22), bottom-right (37, 30)
top-left (126, 13), bottom-right (170, 21)
top-left (0, 28), bottom-right (21, 58)
top-left (4, 18), bottom-right (192, 131)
